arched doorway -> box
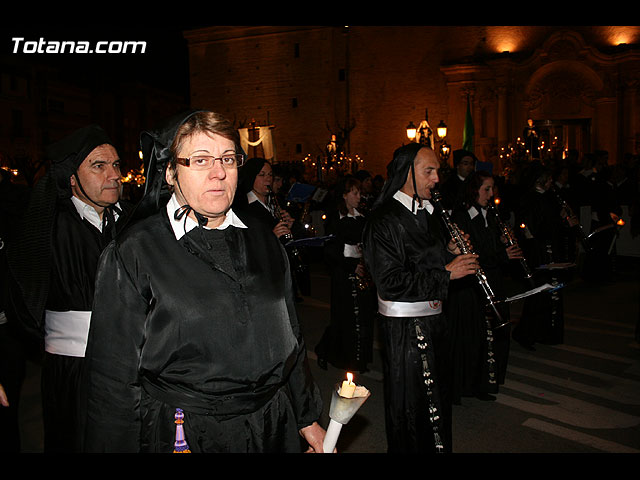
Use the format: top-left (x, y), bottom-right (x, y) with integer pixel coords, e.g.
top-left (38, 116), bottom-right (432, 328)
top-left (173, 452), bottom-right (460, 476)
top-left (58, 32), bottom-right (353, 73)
top-left (525, 59), bottom-right (603, 160)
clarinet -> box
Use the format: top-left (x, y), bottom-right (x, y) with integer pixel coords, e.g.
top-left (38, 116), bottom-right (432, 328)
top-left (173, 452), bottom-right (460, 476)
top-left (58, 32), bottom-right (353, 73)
top-left (550, 186), bottom-right (592, 252)
top-left (487, 199), bottom-right (534, 285)
top-left (431, 190), bottom-right (509, 329)
top-left (267, 186), bottom-right (306, 272)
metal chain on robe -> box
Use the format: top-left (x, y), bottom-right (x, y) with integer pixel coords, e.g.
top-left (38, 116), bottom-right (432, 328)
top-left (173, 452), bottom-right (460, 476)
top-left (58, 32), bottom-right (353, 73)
top-left (413, 319), bottom-right (444, 453)
top-left (347, 267), bottom-right (363, 367)
top-left (484, 312), bottom-right (497, 387)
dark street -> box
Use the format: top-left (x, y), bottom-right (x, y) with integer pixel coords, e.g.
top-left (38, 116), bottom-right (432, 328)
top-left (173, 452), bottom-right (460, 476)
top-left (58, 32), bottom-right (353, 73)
top-left (15, 254), bottom-right (640, 454)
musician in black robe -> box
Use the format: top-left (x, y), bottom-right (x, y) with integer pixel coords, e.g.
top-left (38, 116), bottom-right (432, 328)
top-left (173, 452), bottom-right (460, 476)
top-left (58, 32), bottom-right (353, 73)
top-left (6, 125), bottom-right (130, 452)
top-left (362, 144), bottom-right (478, 453)
top-left (235, 157), bottom-right (308, 299)
top-left (315, 176), bottom-right (375, 373)
top-left (513, 165), bottom-right (566, 348)
top-left (79, 110), bottom-right (325, 453)
top-left (447, 171), bottom-right (523, 403)
top-left (438, 149), bottom-right (477, 212)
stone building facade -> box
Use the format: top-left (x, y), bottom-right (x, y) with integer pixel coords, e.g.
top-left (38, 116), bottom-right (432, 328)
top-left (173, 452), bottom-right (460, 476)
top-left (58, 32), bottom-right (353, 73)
top-left (185, 25), bottom-right (640, 177)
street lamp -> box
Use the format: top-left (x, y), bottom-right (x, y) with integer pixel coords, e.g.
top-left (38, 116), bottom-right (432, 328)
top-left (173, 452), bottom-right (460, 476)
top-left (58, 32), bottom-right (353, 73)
top-left (436, 120), bottom-right (451, 164)
top-left (406, 121), bottom-right (417, 141)
top-left (436, 120), bottom-right (447, 140)
top-left (406, 109), bottom-right (434, 148)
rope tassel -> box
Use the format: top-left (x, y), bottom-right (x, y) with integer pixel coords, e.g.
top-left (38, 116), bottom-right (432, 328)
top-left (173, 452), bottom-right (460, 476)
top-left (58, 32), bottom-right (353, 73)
top-left (173, 408), bottom-right (191, 453)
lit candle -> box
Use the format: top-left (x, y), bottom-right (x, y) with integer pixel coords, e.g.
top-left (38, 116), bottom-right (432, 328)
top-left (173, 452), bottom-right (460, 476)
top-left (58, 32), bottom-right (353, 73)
top-left (340, 372), bottom-right (356, 398)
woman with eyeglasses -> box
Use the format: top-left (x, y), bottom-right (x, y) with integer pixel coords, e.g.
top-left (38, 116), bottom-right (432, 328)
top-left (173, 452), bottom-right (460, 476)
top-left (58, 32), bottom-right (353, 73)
top-left (79, 110), bottom-right (326, 453)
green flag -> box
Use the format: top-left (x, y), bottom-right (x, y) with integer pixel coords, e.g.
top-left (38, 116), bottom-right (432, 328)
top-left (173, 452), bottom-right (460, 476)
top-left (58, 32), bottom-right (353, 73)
top-left (462, 95), bottom-right (474, 152)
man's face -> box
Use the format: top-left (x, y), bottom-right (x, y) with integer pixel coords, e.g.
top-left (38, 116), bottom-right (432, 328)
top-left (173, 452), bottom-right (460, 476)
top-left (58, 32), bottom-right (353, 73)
top-left (361, 177), bottom-right (373, 194)
top-left (70, 144), bottom-right (121, 209)
top-left (402, 147), bottom-right (440, 200)
top-left (457, 156), bottom-right (475, 179)
top-left (166, 131), bottom-right (238, 227)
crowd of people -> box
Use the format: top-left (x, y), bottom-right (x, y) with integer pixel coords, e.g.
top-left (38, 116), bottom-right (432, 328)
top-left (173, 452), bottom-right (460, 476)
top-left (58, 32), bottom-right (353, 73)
top-left (1, 108), bottom-right (638, 453)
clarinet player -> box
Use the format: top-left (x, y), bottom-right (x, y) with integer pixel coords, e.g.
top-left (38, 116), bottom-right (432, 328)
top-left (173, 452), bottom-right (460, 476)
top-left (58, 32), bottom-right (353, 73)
top-left (362, 144), bottom-right (478, 453)
top-left (445, 170), bottom-right (523, 404)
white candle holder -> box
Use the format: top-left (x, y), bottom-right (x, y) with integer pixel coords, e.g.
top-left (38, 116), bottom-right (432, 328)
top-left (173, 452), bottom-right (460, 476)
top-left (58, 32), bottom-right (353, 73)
top-left (322, 383), bottom-right (370, 453)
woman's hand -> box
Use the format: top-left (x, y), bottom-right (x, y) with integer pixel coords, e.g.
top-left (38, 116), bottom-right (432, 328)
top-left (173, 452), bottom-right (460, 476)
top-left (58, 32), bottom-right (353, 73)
top-left (506, 244), bottom-right (524, 260)
top-left (272, 221), bottom-right (292, 239)
top-left (300, 422), bottom-right (332, 453)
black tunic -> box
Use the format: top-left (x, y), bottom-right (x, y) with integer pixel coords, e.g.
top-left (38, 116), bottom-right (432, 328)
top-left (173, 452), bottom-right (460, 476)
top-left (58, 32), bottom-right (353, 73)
top-left (314, 212), bottom-right (375, 372)
top-left (79, 207), bottom-right (322, 453)
top-left (363, 197), bottom-right (453, 453)
top-left (447, 206), bottom-right (511, 402)
top-left (514, 190), bottom-right (567, 347)
top-left (8, 197), bottom-right (130, 452)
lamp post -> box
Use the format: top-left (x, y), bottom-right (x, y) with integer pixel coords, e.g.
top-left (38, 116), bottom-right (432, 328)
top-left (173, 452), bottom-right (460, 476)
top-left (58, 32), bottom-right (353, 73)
top-left (436, 120), bottom-right (451, 165)
top-left (406, 121), bottom-right (417, 142)
top-left (406, 109), bottom-right (434, 148)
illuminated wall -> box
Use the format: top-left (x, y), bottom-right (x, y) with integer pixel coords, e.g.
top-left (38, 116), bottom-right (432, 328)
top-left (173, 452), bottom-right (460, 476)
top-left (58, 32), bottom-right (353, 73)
top-left (186, 26), bottom-right (640, 176)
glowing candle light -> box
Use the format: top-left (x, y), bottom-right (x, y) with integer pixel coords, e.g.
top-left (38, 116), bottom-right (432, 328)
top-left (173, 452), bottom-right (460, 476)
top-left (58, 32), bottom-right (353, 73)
top-left (340, 372), bottom-right (356, 398)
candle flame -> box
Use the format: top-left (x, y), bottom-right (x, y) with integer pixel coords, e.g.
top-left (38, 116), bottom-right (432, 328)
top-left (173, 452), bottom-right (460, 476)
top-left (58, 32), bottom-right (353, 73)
top-left (520, 223), bottom-right (526, 229)
top-left (347, 372), bottom-right (354, 384)
top-left (617, 219), bottom-right (625, 226)
top-left (494, 197), bottom-right (501, 205)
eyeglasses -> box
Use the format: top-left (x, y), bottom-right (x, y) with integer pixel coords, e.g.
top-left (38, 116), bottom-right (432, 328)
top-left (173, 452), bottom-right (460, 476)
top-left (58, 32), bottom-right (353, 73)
top-left (176, 153), bottom-right (245, 170)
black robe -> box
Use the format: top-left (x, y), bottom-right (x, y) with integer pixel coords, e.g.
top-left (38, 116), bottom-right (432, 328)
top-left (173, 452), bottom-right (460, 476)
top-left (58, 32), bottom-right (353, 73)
top-left (315, 212), bottom-right (375, 372)
top-left (79, 207), bottom-right (322, 453)
top-left (363, 198), bottom-right (453, 453)
top-left (447, 206), bottom-right (511, 402)
top-left (439, 174), bottom-right (468, 212)
top-left (514, 190), bottom-right (567, 347)
top-left (8, 197), bottom-right (130, 452)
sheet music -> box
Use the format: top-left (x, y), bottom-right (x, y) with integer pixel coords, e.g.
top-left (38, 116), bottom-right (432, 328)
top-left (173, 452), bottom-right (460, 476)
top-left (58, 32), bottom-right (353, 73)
top-left (536, 263), bottom-right (576, 270)
top-left (504, 283), bottom-right (559, 303)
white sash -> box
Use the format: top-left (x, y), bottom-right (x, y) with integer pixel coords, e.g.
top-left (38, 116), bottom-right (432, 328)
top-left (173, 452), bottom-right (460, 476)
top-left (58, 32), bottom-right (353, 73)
top-left (377, 296), bottom-right (442, 317)
top-left (44, 310), bottom-right (92, 357)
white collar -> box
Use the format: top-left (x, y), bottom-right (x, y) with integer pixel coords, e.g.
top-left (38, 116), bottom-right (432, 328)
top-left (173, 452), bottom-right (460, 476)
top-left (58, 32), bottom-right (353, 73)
top-left (166, 193), bottom-right (247, 241)
top-left (393, 190), bottom-right (434, 215)
top-left (247, 190), bottom-right (273, 212)
top-left (339, 208), bottom-right (363, 219)
top-left (71, 195), bottom-right (120, 232)
top-left (468, 205), bottom-right (488, 226)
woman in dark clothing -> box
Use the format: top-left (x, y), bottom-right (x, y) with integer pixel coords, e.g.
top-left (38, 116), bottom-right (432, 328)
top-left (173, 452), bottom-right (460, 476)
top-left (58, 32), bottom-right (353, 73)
top-left (513, 165), bottom-right (567, 348)
top-left (315, 176), bottom-right (375, 373)
top-left (446, 171), bottom-right (522, 402)
top-left (79, 110), bottom-right (325, 453)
